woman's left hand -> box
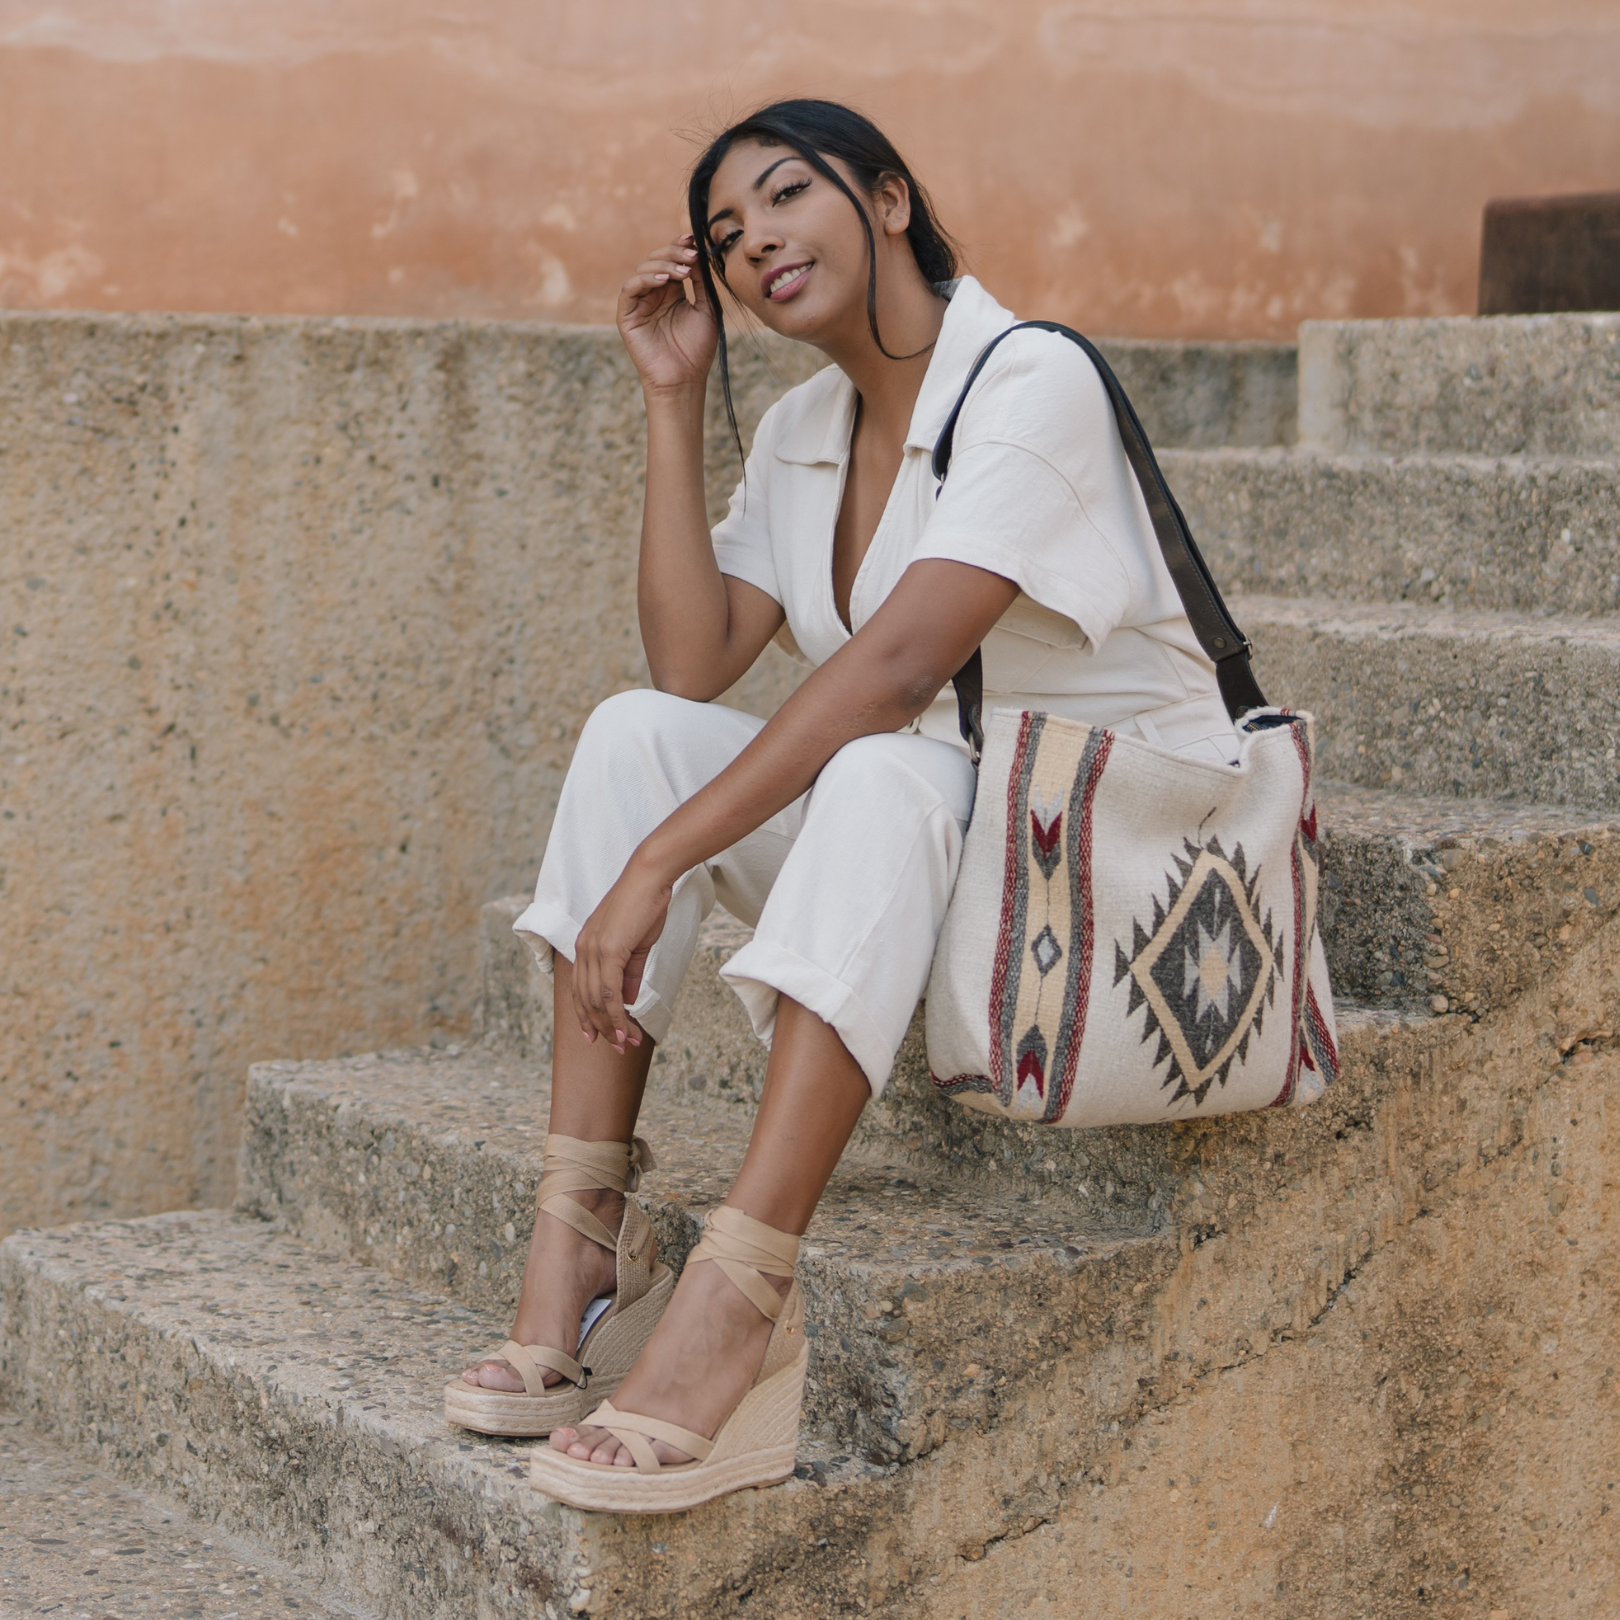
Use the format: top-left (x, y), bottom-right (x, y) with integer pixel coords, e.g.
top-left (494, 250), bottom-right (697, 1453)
top-left (570, 850), bottom-right (675, 1053)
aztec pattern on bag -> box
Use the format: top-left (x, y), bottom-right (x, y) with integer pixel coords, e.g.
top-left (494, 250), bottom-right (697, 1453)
top-left (926, 709), bottom-right (1339, 1129)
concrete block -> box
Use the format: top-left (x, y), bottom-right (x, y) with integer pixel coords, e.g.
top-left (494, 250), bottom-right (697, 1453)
top-left (234, 1043), bottom-right (1170, 1467)
top-left (1298, 313), bottom-right (1620, 456)
top-left (1313, 785), bottom-right (1620, 1018)
top-left (1171, 447), bottom-right (1620, 617)
top-left (1093, 336), bottom-right (1297, 448)
top-left (0, 1410), bottom-right (349, 1620)
top-left (17, 907), bottom-right (1620, 1617)
top-left (0, 312), bottom-right (813, 1236)
top-left (1241, 596), bottom-right (1620, 809)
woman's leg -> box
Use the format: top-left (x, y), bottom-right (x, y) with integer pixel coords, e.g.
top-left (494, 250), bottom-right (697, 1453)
top-left (463, 954), bottom-right (656, 1389)
top-left (555, 732), bottom-right (976, 1463)
top-left (465, 688), bottom-right (784, 1392)
top-left (554, 995), bottom-right (867, 1452)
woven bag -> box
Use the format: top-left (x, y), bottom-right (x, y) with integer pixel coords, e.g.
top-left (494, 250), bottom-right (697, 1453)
top-left (924, 324), bottom-right (1339, 1127)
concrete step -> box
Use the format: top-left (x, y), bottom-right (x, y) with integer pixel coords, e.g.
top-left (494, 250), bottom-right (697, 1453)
top-left (1092, 336), bottom-right (1296, 448)
top-left (236, 1041), bottom-right (1171, 1471)
top-left (0, 1015), bottom-right (1444, 1619)
top-left (1238, 595), bottom-right (1620, 809)
top-left (1166, 447), bottom-right (1620, 616)
top-left (4, 1209), bottom-right (877, 1620)
top-left (1298, 312), bottom-right (1620, 458)
top-left (0, 1403), bottom-right (365, 1620)
top-left (478, 793), bottom-right (1619, 1062)
top-left (13, 949), bottom-right (1614, 1615)
top-left (1312, 783), bottom-right (1620, 1016)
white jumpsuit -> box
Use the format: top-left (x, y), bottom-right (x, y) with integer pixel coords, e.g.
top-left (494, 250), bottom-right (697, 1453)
top-left (515, 277), bottom-right (1240, 1096)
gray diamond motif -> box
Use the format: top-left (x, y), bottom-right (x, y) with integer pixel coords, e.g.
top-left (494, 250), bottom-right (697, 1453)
top-left (1031, 924), bottom-right (1063, 977)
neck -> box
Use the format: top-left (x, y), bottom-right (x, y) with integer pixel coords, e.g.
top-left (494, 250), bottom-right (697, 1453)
top-left (812, 256), bottom-right (948, 444)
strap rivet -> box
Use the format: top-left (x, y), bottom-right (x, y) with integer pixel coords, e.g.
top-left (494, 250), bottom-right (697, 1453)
top-left (1214, 637), bottom-right (1226, 648)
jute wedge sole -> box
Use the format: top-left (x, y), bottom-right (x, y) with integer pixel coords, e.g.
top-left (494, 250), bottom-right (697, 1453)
top-left (445, 1134), bottom-right (667, 1440)
top-left (444, 1265), bottom-right (673, 1437)
top-left (529, 1205), bottom-right (809, 1513)
top-left (528, 1343), bottom-right (807, 1513)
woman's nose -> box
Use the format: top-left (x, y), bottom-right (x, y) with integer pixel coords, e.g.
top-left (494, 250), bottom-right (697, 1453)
top-left (744, 224), bottom-right (784, 263)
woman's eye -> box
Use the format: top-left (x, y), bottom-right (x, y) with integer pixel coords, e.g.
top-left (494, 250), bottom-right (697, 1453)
top-left (772, 179), bottom-right (810, 207)
top-left (713, 229), bottom-right (741, 257)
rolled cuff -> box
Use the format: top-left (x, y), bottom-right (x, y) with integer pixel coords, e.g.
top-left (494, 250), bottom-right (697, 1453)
top-left (718, 936), bottom-right (900, 1098)
top-left (511, 899), bottom-right (678, 1048)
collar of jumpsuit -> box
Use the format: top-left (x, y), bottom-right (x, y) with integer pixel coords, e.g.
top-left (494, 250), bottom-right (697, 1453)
top-left (713, 276), bottom-right (1243, 765)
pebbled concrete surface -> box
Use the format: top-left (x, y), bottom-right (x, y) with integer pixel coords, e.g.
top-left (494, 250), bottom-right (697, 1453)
top-left (232, 1041), bottom-right (1167, 1466)
top-left (1240, 596), bottom-right (1620, 809)
top-left (8, 912), bottom-right (1617, 1618)
top-left (0, 312), bottom-right (817, 1240)
top-left (914, 1047), bottom-right (1620, 1620)
top-left (1094, 337), bottom-right (1296, 449)
top-left (1, 1405), bottom-right (366, 1620)
top-left (1299, 312), bottom-right (1620, 458)
top-left (1314, 783), bottom-right (1620, 1015)
top-left (1173, 448), bottom-right (1620, 617)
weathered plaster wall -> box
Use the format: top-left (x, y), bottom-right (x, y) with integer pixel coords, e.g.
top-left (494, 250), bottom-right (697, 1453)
top-left (0, 311), bottom-right (818, 1236)
top-left (1, 2), bottom-right (1617, 339)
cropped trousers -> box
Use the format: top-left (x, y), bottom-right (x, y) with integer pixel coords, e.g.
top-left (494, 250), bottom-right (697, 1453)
top-left (513, 688), bottom-right (978, 1095)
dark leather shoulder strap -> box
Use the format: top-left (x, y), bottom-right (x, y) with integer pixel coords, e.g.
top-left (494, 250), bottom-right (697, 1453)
top-left (937, 320), bottom-right (1266, 753)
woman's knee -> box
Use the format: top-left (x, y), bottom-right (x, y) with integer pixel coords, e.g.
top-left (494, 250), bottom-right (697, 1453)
top-left (814, 734), bottom-right (975, 818)
top-left (573, 687), bottom-right (704, 764)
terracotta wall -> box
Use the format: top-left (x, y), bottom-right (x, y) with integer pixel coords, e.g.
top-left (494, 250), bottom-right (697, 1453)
top-left (1, 2), bottom-right (1616, 340)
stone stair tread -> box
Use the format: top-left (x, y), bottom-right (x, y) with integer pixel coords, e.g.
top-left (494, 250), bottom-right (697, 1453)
top-left (250, 1047), bottom-right (1155, 1263)
top-left (1168, 449), bottom-right (1620, 617)
top-left (1, 1210), bottom-right (884, 1617)
top-left (0, 1402), bottom-right (366, 1620)
top-left (1233, 591), bottom-right (1620, 643)
top-left (1173, 444), bottom-right (1620, 470)
top-left (1316, 778), bottom-right (1620, 841)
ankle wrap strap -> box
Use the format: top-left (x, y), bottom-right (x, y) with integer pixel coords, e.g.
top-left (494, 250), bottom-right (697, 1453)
top-left (688, 1205), bottom-right (800, 1323)
top-left (536, 1134), bottom-right (656, 1251)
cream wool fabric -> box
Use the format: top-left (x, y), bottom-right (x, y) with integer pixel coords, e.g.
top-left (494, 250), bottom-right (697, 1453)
top-left (513, 689), bottom-right (975, 1094)
top-left (712, 276), bottom-right (1242, 764)
top-left (927, 708), bottom-right (1339, 1127)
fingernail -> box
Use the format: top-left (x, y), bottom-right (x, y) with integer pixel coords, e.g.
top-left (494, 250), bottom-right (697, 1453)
top-left (654, 272), bottom-right (669, 281)
top-left (682, 248), bottom-right (697, 258)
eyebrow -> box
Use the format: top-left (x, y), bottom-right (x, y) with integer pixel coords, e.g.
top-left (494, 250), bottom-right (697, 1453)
top-left (706, 156), bottom-right (799, 230)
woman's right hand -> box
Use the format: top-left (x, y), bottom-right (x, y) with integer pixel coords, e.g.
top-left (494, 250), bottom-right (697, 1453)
top-left (617, 235), bottom-right (718, 396)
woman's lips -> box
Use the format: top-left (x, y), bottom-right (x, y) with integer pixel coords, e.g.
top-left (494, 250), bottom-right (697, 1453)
top-left (764, 261), bottom-right (813, 302)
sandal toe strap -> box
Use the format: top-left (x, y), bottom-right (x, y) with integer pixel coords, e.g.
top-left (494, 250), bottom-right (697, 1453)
top-left (497, 1339), bottom-right (588, 1395)
top-left (584, 1400), bottom-right (714, 1473)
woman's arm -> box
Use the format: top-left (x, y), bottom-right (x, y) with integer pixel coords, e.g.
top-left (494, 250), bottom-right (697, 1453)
top-left (619, 237), bottom-right (786, 699)
top-left (570, 557), bottom-right (1020, 1048)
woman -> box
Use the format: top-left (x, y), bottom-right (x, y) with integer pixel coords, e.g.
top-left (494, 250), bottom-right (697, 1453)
top-left (446, 99), bottom-right (1240, 1512)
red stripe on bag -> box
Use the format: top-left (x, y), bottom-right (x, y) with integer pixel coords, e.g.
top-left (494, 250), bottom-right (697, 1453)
top-left (1272, 723), bottom-right (1315, 1108)
top-left (987, 713), bottom-right (1039, 1098)
top-left (1048, 728), bottom-right (1113, 1122)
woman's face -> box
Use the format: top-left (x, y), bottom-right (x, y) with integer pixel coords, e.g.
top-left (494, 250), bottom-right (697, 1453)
top-left (703, 138), bottom-right (906, 343)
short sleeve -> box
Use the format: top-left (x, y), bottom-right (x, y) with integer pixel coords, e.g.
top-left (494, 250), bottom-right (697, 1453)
top-left (710, 401), bottom-right (783, 605)
top-left (912, 331), bottom-right (1159, 652)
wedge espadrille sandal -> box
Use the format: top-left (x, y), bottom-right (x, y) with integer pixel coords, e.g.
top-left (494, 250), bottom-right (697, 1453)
top-left (444, 1134), bottom-right (672, 1437)
top-left (528, 1204), bottom-right (808, 1513)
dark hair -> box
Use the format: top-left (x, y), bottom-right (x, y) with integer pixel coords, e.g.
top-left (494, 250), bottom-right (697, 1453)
top-left (687, 98), bottom-right (960, 465)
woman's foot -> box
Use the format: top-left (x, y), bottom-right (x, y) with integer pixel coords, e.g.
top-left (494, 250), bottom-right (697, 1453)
top-left (549, 1248), bottom-right (790, 1465)
top-left (461, 1188), bottom-right (630, 1392)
